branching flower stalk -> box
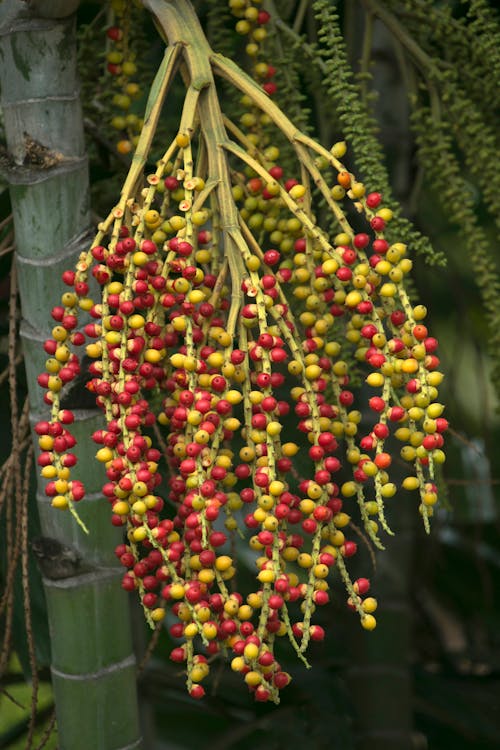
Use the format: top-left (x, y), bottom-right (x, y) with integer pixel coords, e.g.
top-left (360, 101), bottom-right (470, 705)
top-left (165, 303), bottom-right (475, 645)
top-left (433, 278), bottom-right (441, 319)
top-left (34, 0), bottom-right (446, 704)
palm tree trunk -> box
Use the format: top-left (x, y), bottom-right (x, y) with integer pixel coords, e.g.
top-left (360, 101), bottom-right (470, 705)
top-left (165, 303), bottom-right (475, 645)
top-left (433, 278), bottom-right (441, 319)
top-left (0, 2), bottom-right (142, 748)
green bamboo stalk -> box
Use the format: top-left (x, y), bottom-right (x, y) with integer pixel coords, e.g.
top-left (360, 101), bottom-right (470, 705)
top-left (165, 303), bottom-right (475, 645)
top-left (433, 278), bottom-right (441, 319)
top-left (0, 2), bottom-right (142, 748)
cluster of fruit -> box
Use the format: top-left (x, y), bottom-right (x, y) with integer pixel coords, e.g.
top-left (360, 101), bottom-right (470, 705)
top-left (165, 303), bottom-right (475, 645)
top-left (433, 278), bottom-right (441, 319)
top-left (105, 0), bottom-right (144, 154)
top-left (230, 0), bottom-right (272, 66)
top-left (35, 1), bottom-right (446, 703)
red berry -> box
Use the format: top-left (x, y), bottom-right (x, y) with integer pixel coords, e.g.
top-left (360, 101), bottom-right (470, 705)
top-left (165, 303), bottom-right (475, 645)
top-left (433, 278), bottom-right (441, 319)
top-left (62, 270), bottom-right (75, 286)
top-left (369, 397), bottom-right (385, 413)
top-left (342, 541), bottom-right (357, 557)
top-left (370, 216), bottom-right (385, 232)
top-left (354, 577), bottom-right (370, 595)
top-left (353, 233), bottom-right (370, 249)
top-left (366, 192), bottom-right (382, 208)
top-left (164, 176), bottom-right (179, 191)
top-left (268, 166), bottom-right (283, 180)
top-left (390, 310), bottom-right (406, 326)
top-left (263, 81), bottom-right (277, 96)
top-left (310, 625), bottom-right (325, 641)
top-left (372, 239), bottom-right (389, 254)
top-left (247, 178), bottom-right (263, 194)
top-left (106, 26), bottom-right (123, 41)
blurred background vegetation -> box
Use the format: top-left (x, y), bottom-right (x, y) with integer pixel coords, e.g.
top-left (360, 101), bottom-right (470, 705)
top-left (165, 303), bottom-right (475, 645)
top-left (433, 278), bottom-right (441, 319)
top-left (1, 0), bottom-right (500, 748)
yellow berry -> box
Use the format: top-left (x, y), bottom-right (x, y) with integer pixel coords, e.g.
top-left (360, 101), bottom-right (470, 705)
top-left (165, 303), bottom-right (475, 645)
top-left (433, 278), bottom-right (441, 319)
top-left (331, 141), bottom-right (347, 158)
top-left (51, 495), bottom-right (68, 509)
top-left (361, 614), bottom-right (377, 630)
top-left (402, 476), bottom-right (420, 491)
top-left (257, 568), bottom-right (275, 583)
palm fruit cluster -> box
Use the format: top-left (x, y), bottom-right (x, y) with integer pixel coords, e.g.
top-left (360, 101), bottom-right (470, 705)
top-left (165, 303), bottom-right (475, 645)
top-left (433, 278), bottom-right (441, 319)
top-left (105, 0), bottom-right (144, 154)
top-left (35, 0), bottom-right (446, 703)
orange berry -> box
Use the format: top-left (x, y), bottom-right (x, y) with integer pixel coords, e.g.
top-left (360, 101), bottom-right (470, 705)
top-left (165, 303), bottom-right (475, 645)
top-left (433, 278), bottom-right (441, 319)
top-left (337, 171), bottom-right (351, 188)
top-left (117, 139), bottom-right (133, 155)
top-left (374, 452), bottom-right (392, 470)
